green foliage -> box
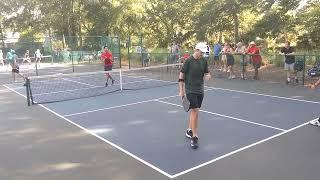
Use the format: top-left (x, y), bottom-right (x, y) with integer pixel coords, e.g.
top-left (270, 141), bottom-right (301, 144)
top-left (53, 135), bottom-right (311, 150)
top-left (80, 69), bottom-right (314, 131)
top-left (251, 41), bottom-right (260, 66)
top-left (0, 0), bottom-right (319, 52)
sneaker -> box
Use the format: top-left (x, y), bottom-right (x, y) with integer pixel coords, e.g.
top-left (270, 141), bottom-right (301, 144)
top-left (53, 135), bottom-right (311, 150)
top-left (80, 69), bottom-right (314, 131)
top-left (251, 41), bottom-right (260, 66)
top-left (310, 118), bottom-right (320, 127)
top-left (105, 82), bottom-right (108, 87)
top-left (191, 136), bottom-right (199, 149)
top-left (185, 129), bottom-right (193, 138)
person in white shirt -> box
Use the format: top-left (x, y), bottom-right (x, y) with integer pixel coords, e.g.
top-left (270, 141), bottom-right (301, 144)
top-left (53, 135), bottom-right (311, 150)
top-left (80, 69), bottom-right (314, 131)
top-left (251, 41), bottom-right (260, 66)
top-left (35, 49), bottom-right (42, 66)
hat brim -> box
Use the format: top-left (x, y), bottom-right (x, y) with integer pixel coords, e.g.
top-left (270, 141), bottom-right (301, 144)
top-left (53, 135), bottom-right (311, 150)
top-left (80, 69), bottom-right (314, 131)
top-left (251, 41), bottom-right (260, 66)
top-left (196, 48), bottom-right (207, 53)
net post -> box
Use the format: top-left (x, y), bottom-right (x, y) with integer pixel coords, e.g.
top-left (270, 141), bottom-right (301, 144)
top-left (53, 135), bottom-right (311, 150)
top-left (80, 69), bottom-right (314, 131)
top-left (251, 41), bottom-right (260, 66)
top-left (25, 78), bottom-right (31, 106)
top-left (27, 78), bottom-right (35, 105)
top-left (119, 69), bottom-right (123, 91)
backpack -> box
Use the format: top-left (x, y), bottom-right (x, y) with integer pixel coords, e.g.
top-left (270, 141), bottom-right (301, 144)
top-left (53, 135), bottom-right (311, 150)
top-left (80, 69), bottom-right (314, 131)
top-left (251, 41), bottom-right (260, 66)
top-left (307, 59), bottom-right (320, 77)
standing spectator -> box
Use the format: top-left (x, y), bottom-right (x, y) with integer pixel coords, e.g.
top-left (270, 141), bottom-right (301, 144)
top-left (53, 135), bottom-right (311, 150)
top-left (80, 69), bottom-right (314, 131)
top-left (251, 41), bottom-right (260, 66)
top-left (212, 42), bottom-right (222, 70)
top-left (246, 41), bottom-right (262, 80)
top-left (235, 42), bottom-right (247, 79)
top-left (280, 41), bottom-right (298, 84)
top-left (222, 43), bottom-right (235, 79)
top-left (142, 47), bottom-right (150, 67)
top-left (6, 49), bottom-right (18, 82)
top-left (180, 50), bottom-right (191, 64)
top-left (0, 49), bottom-right (4, 68)
top-left (171, 42), bottom-right (180, 64)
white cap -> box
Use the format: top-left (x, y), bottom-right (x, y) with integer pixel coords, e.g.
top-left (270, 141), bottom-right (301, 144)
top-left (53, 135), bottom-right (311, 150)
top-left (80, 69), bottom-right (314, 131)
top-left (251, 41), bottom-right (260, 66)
top-left (249, 41), bottom-right (256, 45)
top-left (195, 42), bottom-right (207, 53)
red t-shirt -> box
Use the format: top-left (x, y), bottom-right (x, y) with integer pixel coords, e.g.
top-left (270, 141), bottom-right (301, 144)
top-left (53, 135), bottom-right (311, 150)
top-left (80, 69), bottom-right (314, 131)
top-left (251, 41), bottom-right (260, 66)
top-left (101, 51), bottom-right (113, 66)
top-left (246, 46), bottom-right (262, 63)
top-left (182, 53), bottom-right (190, 59)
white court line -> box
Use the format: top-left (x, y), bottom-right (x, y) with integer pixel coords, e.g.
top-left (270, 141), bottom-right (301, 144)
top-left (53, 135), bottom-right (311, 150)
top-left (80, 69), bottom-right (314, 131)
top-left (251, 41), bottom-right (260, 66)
top-left (64, 95), bottom-right (180, 117)
top-left (4, 84), bottom-right (318, 179)
top-left (170, 120), bottom-right (314, 178)
top-left (155, 100), bottom-right (286, 131)
top-left (207, 86), bottom-right (320, 104)
top-left (3, 84), bottom-right (174, 179)
top-left (63, 89), bottom-right (215, 117)
top-left (62, 78), bottom-right (96, 87)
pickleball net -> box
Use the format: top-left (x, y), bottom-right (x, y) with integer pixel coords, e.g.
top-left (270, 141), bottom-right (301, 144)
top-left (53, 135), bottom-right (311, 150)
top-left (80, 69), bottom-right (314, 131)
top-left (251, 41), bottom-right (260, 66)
top-left (25, 63), bottom-right (181, 104)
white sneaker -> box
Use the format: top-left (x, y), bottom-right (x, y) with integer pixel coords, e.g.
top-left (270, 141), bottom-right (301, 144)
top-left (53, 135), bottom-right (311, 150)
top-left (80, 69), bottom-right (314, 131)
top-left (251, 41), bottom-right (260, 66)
top-left (309, 118), bottom-right (320, 127)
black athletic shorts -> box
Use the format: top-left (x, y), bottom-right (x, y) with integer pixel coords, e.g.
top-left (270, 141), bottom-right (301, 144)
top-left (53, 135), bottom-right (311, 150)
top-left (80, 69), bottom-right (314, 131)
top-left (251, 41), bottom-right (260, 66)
top-left (104, 65), bottom-right (113, 71)
top-left (186, 93), bottom-right (204, 109)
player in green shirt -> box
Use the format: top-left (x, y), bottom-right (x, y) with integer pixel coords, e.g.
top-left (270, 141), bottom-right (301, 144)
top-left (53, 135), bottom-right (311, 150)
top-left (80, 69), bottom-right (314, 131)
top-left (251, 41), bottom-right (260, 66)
top-left (179, 42), bottom-right (211, 149)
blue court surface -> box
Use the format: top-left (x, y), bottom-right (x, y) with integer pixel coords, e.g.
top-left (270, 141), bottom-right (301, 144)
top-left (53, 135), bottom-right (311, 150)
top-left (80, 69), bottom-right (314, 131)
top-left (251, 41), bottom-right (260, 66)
top-left (5, 80), bottom-right (320, 179)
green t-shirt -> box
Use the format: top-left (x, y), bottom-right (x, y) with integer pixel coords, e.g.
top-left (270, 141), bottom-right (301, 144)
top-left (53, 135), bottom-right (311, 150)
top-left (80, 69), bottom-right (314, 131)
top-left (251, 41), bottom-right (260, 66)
top-left (181, 56), bottom-right (209, 94)
top-left (6, 52), bottom-right (14, 62)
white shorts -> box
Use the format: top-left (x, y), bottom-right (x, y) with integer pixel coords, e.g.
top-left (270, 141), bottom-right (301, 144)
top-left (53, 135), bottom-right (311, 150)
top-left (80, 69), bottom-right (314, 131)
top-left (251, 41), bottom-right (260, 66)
top-left (284, 63), bottom-right (294, 71)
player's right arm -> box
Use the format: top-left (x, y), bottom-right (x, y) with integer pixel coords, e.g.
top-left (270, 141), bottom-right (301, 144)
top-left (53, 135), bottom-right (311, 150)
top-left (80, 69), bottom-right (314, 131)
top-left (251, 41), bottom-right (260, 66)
top-left (179, 60), bottom-right (188, 97)
top-left (179, 72), bottom-right (185, 97)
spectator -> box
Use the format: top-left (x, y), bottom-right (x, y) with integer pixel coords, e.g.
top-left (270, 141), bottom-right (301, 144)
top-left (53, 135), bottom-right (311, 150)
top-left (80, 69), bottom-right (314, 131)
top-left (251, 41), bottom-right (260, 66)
top-left (222, 43), bottom-right (235, 79)
top-left (0, 49), bottom-right (4, 68)
top-left (280, 41), bottom-right (298, 84)
top-left (246, 41), bottom-right (262, 80)
top-left (212, 42), bottom-right (222, 70)
top-left (6, 49), bottom-right (18, 82)
top-left (235, 42), bottom-right (247, 79)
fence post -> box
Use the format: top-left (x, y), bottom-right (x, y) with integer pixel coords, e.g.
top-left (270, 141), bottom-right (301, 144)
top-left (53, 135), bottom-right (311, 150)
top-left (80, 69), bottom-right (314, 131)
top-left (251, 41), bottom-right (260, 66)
top-left (140, 34), bottom-right (143, 67)
top-left (302, 54), bottom-right (306, 85)
top-left (128, 36), bottom-right (131, 69)
top-left (71, 52), bottom-right (75, 72)
top-left (117, 36), bottom-right (121, 68)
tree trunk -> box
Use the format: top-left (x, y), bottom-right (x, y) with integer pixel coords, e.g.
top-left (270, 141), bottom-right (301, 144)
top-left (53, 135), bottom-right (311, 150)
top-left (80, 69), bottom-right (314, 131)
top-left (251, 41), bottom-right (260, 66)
top-left (233, 12), bottom-right (239, 45)
top-left (0, 22), bottom-right (5, 48)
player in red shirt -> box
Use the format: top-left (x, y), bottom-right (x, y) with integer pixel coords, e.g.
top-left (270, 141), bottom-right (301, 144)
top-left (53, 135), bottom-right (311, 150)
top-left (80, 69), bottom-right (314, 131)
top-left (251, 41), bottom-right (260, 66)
top-left (101, 46), bottom-right (115, 86)
top-left (179, 50), bottom-right (190, 63)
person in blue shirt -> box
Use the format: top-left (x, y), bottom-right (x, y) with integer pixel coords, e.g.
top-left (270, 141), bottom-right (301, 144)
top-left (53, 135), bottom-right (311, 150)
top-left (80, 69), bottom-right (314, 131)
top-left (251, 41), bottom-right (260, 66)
top-left (6, 49), bottom-right (18, 82)
top-left (212, 42), bottom-right (222, 70)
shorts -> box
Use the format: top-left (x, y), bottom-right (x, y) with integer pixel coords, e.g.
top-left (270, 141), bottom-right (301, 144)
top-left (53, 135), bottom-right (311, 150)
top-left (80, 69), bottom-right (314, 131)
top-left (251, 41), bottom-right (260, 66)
top-left (253, 61), bottom-right (261, 69)
top-left (226, 54), bottom-right (235, 66)
top-left (213, 56), bottom-right (220, 61)
top-left (35, 57), bottom-right (41, 62)
top-left (186, 93), bottom-right (204, 109)
top-left (104, 65), bottom-right (113, 71)
top-left (11, 64), bottom-right (19, 73)
top-left (284, 63), bottom-right (294, 71)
